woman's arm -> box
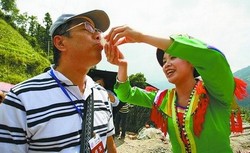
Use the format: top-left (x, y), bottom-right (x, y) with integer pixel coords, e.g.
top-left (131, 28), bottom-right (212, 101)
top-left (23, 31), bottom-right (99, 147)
top-left (105, 27), bottom-right (234, 104)
top-left (105, 25), bottom-right (173, 51)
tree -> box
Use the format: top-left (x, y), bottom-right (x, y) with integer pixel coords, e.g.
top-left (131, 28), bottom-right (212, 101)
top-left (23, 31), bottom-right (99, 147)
top-left (28, 15), bottom-right (38, 37)
top-left (0, 0), bottom-right (19, 28)
top-left (43, 13), bottom-right (52, 56)
top-left (1, 0), bottom-right (53, 57)
top-left (43, 12), bottom-right (52, 33)
top-left (0, 0), bottom-right (17, 14)
top-left (129, 72), bottom-right (147, 88)
top-left (14, 12), bottom-right (29, 36)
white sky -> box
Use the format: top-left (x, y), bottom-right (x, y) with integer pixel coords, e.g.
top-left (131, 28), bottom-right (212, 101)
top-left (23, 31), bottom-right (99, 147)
top-left (16, 0), bottom-right (250, 89)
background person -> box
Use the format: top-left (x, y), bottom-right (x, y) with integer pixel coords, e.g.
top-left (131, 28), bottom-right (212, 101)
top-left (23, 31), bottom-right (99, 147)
top-left (114, 103), bottom-right (132, 140)
top-left (104, 25), bottom-right (247, 153)
top-left (0, 90), bottom-right (5, 103)
top-left (0, 10), bottom-right (117, 153)
top-left (93, 76), bottom-right (120, 107)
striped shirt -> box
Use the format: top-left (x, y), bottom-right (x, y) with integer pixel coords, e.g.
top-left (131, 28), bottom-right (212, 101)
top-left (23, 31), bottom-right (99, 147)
top-left (0, 68), bottom-right (114, 153)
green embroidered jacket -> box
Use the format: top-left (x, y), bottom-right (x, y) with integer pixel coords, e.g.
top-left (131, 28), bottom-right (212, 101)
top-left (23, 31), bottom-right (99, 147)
top-left (114, 34), bottom-right (234, 153)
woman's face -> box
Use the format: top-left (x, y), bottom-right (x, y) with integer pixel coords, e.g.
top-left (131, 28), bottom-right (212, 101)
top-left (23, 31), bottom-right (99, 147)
top-left (162, 53), bottom-right (194, 84)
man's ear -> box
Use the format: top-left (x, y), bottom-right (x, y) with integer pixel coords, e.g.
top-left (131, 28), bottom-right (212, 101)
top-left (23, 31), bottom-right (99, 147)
top-left (53, 35), bottom-right (66, 51)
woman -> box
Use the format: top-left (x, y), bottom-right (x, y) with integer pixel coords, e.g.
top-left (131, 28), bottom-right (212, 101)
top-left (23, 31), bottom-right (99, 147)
top-left (104, 26), bottom-right (247, 153)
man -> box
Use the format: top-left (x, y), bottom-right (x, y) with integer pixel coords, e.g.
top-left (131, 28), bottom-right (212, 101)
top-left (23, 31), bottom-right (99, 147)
top-left (0, 10), bottom-right (116, 153)
top-left (115, 103), bottom-right (131, 140)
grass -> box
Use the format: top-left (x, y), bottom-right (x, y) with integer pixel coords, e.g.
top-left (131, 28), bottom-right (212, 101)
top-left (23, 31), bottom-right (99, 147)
top-left (0, 18), bottom-right (50, 84)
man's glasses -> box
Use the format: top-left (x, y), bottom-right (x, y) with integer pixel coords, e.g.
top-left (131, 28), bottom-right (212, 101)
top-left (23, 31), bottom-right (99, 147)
top-left (65, 22), bottom-right (102, 34)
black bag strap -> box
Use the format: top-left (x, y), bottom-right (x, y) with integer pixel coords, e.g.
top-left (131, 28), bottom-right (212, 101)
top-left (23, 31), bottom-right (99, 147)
top-left (80, 89), bottom-right (94, 153)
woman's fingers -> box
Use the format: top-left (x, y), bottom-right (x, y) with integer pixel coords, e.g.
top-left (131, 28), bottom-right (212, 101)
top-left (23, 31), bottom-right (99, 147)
top-left (104, 43), bottom-right (110, 60)
top-left (105, 43), bottom-right (116, 64)
top-left (114, 38), bottom-right (127, 46)
top-left (106, 25), bottom-right (126, 43)
top-left (104, 43), bottom-right (124, 66)
top-left (106, 25), bottom-right (135, 45)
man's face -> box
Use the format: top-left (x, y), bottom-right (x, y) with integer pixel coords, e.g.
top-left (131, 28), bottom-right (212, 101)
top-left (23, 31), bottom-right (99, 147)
top-left (55, 19), bottom-right (104, 70)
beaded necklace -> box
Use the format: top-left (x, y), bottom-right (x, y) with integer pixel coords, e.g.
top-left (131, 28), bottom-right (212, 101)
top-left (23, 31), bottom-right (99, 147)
top-left (175, 82), bottom-right (198, 153)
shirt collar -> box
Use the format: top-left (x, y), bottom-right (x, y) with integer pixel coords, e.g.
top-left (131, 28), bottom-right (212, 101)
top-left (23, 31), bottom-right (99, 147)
top-left (48, 65), bottom-right (96, 99)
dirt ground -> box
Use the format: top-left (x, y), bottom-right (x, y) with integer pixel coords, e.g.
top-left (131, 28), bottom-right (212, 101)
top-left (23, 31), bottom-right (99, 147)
top-left (115, 123), bottom-right (250, 153)
top-left (115, 135), bottom-right (172, 153)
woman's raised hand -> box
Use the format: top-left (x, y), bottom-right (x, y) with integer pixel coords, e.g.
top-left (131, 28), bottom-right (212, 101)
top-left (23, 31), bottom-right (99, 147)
top-left (104, 43), bottom-right (126, 67)
top-left (105, 25), bottom-right (142, 46)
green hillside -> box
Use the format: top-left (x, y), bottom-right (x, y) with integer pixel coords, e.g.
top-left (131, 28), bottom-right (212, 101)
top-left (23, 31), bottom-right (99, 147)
top-left (0, 19), bottom-right (50, 84)
top-left (234, 66), bottom-right (250, 107)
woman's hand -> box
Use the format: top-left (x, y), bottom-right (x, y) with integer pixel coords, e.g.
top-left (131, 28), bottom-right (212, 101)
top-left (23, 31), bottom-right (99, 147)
top-left (105, 25), bottom-right (142, 46)
top-left (105, 25), bottom-right (171, 51)
top-left (104, 43), bottom-right (127, 67)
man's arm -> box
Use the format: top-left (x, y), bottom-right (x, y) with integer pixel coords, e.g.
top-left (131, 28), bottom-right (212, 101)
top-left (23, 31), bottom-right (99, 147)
top-left (106, 136), bottom-right (117, 153)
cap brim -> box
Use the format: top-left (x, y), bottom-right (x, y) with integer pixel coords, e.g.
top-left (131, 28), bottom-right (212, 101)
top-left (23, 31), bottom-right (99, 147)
top-left (156, 48), bottom-right (164, 67)
top-left (70, 10), bottom-right (110, 32)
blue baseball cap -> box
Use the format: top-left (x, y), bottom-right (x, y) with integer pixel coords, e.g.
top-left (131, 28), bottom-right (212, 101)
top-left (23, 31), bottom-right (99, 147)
top-left (49, 9), bottom-right (110, 36)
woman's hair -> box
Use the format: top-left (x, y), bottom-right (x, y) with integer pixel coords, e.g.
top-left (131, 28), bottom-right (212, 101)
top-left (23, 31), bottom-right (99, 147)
top-left (156, 48), bottom-right (200, 77)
